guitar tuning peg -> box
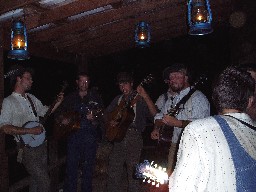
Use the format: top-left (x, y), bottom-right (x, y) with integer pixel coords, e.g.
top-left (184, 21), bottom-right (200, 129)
top-left (147, 180), bottom-right (151, 184)
top-left (152, 181), bottom-right (155, 185)
top-left (156, 183), bottom-right (160, 187)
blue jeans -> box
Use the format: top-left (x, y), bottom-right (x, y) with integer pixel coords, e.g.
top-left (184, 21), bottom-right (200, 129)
top-left (64, 136), bottom-right (97, 192)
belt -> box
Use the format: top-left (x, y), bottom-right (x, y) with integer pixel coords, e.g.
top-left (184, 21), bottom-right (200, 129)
top-left (128, 123), bottom-right (138, 131)
top-left (24, 140), bottom-right (47, 149)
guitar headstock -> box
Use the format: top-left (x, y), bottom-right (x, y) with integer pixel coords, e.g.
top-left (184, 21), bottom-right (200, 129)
top-left (140, 74), bottom-right (154, 86)
top-left (135, 160), bottom-right (168, 187)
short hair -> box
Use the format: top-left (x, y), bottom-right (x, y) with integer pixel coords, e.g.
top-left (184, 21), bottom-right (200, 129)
top-left (6, 65), bottom-right (34, 89)
top-left (116, 72), bottom-right (133, 84)
top-left (212, 66), bottom-right (255, 113)
top-left (162, 63), bottom-right (193, 84)
top-left (76, 72), bottom-right (89, 80)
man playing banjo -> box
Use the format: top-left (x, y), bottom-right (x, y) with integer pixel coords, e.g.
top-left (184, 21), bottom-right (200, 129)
top-left (0, 65), bottom-right (63, 192)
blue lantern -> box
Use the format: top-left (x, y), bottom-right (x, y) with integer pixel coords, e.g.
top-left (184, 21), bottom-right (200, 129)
top-left (8, 21), bottom-right (30, 60)
top-left (135, 21), bottom-right (150, 48)
top-left (188, 0), bottom-right (213, 35)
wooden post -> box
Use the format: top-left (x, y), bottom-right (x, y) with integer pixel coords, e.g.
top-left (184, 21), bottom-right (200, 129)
top-left (0, 27), bottom-right (9, 192)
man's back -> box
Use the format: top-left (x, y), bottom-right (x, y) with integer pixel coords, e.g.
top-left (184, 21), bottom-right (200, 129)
top-left (170, 113), bottom-right (256, 191)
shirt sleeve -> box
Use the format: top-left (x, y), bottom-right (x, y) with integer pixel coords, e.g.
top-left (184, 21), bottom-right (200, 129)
top-left (0, 98), bottom-right (13, 128)
top-left (188, 92), bottom-right (210, 120)
top-left (29, 94), bottom-right (48, 117)
top-left (154, 97), bottom-right (170, 121)
top-left (155, 94), bottom-right (164, 111)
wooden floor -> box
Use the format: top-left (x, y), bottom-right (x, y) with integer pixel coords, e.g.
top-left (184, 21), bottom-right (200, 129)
top-left (8, 125), bottom-right (171, 192)
top-left (90, 140), bottom-right (170, 192)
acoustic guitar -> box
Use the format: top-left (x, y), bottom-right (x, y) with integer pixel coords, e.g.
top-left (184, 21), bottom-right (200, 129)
top-left (53, 101), bottom-right (104, 140)
top-left (21, 82), bottom-right (68, 147)
top-left (158, 76), bottom-right (207, 142)
top-left (105, 74), bottom-right (154, 142)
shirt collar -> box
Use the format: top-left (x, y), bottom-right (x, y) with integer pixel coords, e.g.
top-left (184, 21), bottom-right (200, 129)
top-left (12, 92), bottom-right (28, 99)
top-left (178, 86), bottom-right (194, 96)
top-left (224, 112), bottom-right (252, 121)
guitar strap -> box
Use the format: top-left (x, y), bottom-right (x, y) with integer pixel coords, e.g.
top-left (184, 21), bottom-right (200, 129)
top-left (27, 95), bottom-right (38, 117)
top-left (173, 87), bottom-right (196, 115)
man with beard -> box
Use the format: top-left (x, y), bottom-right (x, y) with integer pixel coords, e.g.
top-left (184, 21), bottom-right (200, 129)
top-left (55, 72), bottom-right (104, 192)
top-left (0, 65), bottom-right (64, 192)
top-left (151, 63), bottom-right (210, 175)
top-left (105, 72), bottom-right (157, 192)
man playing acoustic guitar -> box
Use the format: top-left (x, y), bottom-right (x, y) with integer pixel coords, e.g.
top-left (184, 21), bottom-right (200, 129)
top-left (55, 72), bottom-right (104, 192)
top-left (0, 65), bottom-right (64, 192)
top-left (151, 63), bottom-right (210, 176)
top-left (105, 72), bottom-right (157, 192)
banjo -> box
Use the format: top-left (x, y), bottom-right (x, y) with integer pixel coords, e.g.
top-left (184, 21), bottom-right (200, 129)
top-left (21, 82), bottom-right (68, 147)
top-left (22, 121), bottom-right (46, 147)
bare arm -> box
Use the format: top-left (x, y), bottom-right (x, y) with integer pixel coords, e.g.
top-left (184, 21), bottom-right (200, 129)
top-left (137, 85), bottom-right (157, 116)
top-left (0, 125), bottom-right (43, 135)
top-left (50, 92), bottom-right (65, 114)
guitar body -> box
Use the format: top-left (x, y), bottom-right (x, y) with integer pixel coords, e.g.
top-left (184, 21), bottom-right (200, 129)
top-left (159, 124), bottom-right (174, 143)
top-left (22, 121), bottom-right (46, 147)
top-left (155, 119), bottom-right (174, 143)
top-left (105, 103), bottom-right (135, 142)
top-left (157, 76), bottom-right (207, 143)
top-left (53, 111), bottom-right (81, 140)
top-left (106, 74), bottom-right (154, 142)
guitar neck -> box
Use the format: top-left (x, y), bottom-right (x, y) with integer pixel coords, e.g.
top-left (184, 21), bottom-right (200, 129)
top-left (40, 101), bottom-right (56, 125)
top-left (40, 82), bottom-right (68, 125)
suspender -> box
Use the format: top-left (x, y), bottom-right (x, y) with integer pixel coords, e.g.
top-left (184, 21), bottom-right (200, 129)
top-left (224, 114), bottom-right (256, 131)
top-left (27, 95), bottom-right (38, 117)
top-left (214, 115), bottom-right (256, 191)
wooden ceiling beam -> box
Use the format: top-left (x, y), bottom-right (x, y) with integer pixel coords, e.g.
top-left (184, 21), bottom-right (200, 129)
top-left (29, 0), bottom-right (186, 42)
top-left (25, 0), bottom-right (122, 29)
top-left (89, 26), bottom-right (187, 57)
top-left (52, 3), bottom-right (186, 49)
top-left (79, 18), bottom-right (187, 57)
top-left (0, 0), bottom-right (38, 14)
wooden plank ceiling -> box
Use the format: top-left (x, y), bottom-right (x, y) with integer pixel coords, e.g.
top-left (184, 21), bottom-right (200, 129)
top-left (0, 0), bottom-right (232, 63)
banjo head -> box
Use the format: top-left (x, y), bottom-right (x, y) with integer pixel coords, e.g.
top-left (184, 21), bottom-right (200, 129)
top-left (22, 121), bottom-right (46, 147)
